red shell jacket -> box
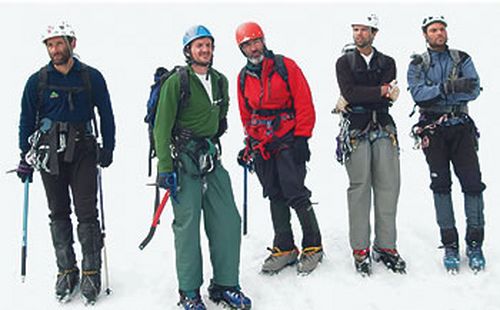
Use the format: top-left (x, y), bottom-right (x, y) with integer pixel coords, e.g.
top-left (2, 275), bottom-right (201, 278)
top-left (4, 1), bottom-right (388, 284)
top-left (237, 55), bottom-right (315, 149)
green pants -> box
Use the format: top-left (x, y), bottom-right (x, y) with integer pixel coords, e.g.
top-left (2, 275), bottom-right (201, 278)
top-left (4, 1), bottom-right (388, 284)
top-left (172, 142), bottom-right (242, 291)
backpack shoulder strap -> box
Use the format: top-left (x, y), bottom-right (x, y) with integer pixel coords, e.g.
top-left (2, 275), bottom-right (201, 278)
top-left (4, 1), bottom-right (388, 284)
top-left (211, 68), bottom-right (228, 107)
top-left (421, 51), bottom-right (431, 72)
top-left (177, 66), bottom-right (190, 108)
top-left (273, 54), bottom-right (294, 108)
top-left (345, 51), bottom-right (357, 73)
top-left (273, 54), bottom-right (289, 85)
top-left (448, 49), bottom-right (467, 80)
top-left (239, 67), bottom-right (252, 112)
top-left (79, 62), bottom-right (99, 138)
top-left (36, 65), bottom-right (49, 128)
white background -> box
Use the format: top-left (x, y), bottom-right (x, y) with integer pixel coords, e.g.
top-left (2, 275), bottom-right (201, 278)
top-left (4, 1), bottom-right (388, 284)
top-left (1, 1), bottom-right (499, 309)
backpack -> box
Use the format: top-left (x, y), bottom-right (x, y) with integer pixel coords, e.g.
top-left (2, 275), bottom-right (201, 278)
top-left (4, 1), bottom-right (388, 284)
top-left (238, 54), bottom-right (292, 112)
top-left (144, 66), bottom-right (190, 177)
top-left (144, 65), bottom-right (228, 177)
top-left (37, 62), bottom-right (98, 136)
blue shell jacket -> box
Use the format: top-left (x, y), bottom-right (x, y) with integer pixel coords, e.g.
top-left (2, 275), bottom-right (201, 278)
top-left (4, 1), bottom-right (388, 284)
top-left (407, 47), bottom-right (480, 108)
top-left (18, 58), bottom-right (116, 154)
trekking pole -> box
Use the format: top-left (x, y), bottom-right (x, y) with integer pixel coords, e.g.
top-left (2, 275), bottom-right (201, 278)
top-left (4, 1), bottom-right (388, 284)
top-left (243, 166), bottom-right (248, 236)
top-left (21, 179), bottom-right (30, 282)
top-left (97, 167), bottom-right (112, 295)
top-left (139, 189), bottom-right (170, 250)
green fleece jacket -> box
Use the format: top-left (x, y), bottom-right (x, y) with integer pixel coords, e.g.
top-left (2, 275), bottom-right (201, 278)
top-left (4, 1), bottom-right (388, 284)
top-left (153, 66), bottom-right (228, 173)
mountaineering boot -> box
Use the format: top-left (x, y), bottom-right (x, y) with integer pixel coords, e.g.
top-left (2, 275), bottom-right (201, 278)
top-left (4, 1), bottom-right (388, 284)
top-left (353, 248), bottom-right (372, 277)
top-left (261, 246), bottom-right (299, 274)
top-left (441, 243), bottom-right (460, 275)
top-left (208, 280), bottom-right (252, 310)
top-left (466, 241), bottom-right (485, 274)
top-left (55, 268), bottom-right (80, 303)
top-left (81, 270), bottom-right (101, 306)
top-left (178, 289), bottom-right (206, 310)
top-left (78, 222), bottom-right (103, 305)
top-left (297, 246), bottom-right (324, 275)
top-left (372, 246), bottom-right (406, 274)
top-left (50, 220), bottom-right (79, 302)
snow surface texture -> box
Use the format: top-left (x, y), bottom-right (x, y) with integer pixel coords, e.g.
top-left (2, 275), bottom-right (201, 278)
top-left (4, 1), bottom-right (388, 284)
top-left (1, 2), bottom-right (499, 310)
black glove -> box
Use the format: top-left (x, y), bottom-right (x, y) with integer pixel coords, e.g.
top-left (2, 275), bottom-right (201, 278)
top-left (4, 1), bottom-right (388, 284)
top-left (98, 148), bottom-right (113, 168)
top-left (17, 158), bottom-right (34, 183)
top-left (237, 148), bottom-right (255, 172)
top-left (442, 78), bottom-right (478, 95)
top-left (214, 117), bottom-right (228, 139)
top-left (293, 137), bottom-right (311, 164)
top-left (237, 148), bottom-right (247, 167)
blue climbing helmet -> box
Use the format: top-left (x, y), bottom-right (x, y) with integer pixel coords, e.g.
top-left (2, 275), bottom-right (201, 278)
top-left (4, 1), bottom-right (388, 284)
top-left (182, 25), bottom-right (214, 48)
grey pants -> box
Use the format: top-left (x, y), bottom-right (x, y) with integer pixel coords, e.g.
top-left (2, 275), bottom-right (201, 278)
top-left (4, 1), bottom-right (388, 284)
top-left (345, 137), bottom-right (400, 250)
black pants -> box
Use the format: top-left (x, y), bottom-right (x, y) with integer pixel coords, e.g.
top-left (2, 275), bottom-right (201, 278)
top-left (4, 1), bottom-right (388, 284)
top-left (41, 138), bottom-right (99, 224)
top-left (422, 123), bottom-right (485, 194)
top-left (254, 137), bottom-right (321, 249)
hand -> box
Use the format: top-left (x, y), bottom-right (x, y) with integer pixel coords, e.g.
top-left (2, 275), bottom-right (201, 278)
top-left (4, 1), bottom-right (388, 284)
top-left (98, 148), bottom-right (113, 168)
top-left (237, 148), bottom-right (248, 167)
top-left (333, 96), bottom-right (349, 114)
top-left (442, 78), bottom-right (478, 95)
top-left (237, 148), bottom-right (255, 172)
top-left (387, 80), bottom-right (400, 102)
top-left (17, 158), bottom-right (34, 183)
top-left (293, 137), bottom-right (311, 164)
top-left (214, 117), bottom-right (228, 139)
top-left (158, 172), bottom-right (179, 203)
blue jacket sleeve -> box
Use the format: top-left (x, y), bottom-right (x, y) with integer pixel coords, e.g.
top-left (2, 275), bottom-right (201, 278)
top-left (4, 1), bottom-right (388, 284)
top-left (91, 69), bottom-right (116, 151)
top-left (407, 61), bottom-right (443, 106)
top-left (18, 73), bottom-right (39, 154)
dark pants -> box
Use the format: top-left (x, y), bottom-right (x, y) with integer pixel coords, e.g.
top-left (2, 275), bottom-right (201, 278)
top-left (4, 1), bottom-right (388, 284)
top-left (422, 123), bottom-right (486, 246)
top-left (423, 123), bottom-right (485, 195)
top-left (254, 139), bottom-right (321, 249)
top-left (40, 137), bottom-right (101, 272)
top-left (40, 138), bottom-right (99, 224)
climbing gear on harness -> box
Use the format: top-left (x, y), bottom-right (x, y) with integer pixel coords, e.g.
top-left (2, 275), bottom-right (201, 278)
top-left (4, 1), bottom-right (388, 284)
top-left (336, 112), bottom-right (397, 165)
top-left (25, 118), bottom-right (94, 175)
top-left (410, 112), bottom-right (479, 150)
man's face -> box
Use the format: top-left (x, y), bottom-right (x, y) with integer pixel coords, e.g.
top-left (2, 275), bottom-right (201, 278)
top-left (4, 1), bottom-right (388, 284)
top-left (240, 38), bottom-right (265, 64)
top-left (352, 25), bottom-right (376, 48)
top-left (424, 22), bottom-right (448, 49)
top-left (45, 36), bottom-right (74, 65)
top-left (189, 37), bottom-right (213, 66)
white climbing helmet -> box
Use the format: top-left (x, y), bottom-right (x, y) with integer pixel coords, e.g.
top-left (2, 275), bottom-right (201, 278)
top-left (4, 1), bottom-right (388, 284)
top-left (421, 15), bottom-right (447, 31)
top-left (41, 21), bottom-right (76, 43)
top-left (351, 13), bottom-right (379, 30)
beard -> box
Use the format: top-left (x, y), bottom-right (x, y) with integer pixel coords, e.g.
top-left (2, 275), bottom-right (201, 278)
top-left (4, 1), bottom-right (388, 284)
top-left (50, 48), bottom-right (71, 65)
top-left (354, 37), bottom-right (373, 49)
top-left (248, 54), bottom-right (264, 65)
top-left (428, 37), bottom-right (448, 49)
